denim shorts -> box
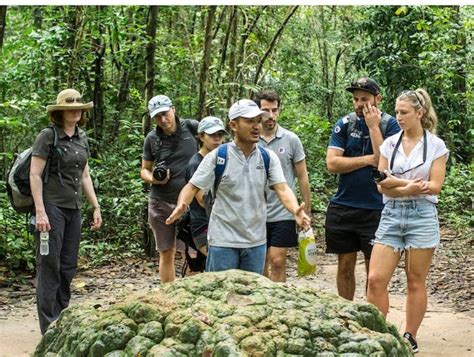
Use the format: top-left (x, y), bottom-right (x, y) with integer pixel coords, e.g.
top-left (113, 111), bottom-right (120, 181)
top-left (373, 199), bottom-right (440, 252)
top-left (206, 244), bottom-right (267, 274)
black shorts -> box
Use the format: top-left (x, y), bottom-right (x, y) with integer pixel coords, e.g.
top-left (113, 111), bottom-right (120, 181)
top-left (325, 202), bottom-right (382, 259)
top-left (266, 220), bottom-right (298, 248)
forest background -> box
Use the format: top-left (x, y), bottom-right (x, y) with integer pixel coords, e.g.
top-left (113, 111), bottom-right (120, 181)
top-left (0, 5), bottom-right (472, 277)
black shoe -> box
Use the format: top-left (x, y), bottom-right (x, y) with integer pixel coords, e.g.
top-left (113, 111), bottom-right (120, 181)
top-left (403, 332), bottom-right (419, 354)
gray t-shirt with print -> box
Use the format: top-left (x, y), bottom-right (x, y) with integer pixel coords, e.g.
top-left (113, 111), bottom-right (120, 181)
top-left (189, 142), bottom-right (286, 248)
top-left (259, 125), bottom-right (306, 222)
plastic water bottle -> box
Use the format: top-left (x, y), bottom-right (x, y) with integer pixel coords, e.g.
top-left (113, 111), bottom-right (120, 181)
top-left (40, 232), bottom-right (49, 256)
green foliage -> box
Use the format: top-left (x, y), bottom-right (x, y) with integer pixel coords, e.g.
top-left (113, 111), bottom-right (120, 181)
top-left (439, 162), bottom-right (473, 230)
top-left (0, 189), bottom-right (36, 272)
top-left (0, 5), bottom-right (471, 274)
top-left (349, 5), bottom-right (472, 161)
top-left (279, 107), bottom-right (334, 212)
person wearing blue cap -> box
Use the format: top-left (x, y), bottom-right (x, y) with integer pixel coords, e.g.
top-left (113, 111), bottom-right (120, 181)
top-left (166, 99), bottom-right (311, 275)
top-left (140, 95), bottom-right (199, 282)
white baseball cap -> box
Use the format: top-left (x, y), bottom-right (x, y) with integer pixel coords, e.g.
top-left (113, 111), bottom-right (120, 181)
top-left (228, 99), bottom-right (264, 121)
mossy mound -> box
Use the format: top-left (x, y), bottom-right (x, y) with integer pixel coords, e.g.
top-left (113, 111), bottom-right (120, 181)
top-left (34, 269), bottom-right (412, 356)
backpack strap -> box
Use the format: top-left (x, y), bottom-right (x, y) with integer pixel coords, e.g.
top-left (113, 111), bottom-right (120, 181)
top-left (345, 112), bottom-right (358, 137)
top-left (257, 145), bottom-right (270, 178)
top-left (213, 143), bottom-right (228, 195)
top-left (380, 112), bottom-right (391, 137)
top-left (346, 111), bottom-right (391, 137)
top-left (184, 118), bottom-right (198, 136)
top-left (43, 126), bottom-right (60, 185)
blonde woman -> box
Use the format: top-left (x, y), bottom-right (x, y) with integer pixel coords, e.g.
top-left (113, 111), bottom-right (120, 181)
top-left (367, 89), bottom-right (448, 354)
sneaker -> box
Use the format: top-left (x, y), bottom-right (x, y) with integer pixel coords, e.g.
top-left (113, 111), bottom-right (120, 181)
top-left (403, 332), bottom-right (419, 354)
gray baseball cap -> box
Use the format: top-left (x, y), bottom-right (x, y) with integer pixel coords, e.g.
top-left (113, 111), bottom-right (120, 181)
top-left (228, 99), bottom-right (264, 121)
top-left (198, 116), bottom-right (228, 134)
top-left (148, 95), bottom-right (173, 118)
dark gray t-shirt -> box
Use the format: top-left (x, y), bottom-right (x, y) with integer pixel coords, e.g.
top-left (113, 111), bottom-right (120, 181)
top-left (32, 125), bottom-right (89, 209)
top-left (143, 118), bottom-right (198, 203)
top-left (185, 152), bottom-right (208, 238)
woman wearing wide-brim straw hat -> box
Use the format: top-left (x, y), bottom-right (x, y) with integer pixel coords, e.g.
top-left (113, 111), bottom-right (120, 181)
top-left (30, 88), bottom-right (102, 335)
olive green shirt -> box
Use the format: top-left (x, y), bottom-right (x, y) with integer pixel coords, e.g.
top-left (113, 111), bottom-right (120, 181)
top-left (32, 125), bottom-right (90, 209)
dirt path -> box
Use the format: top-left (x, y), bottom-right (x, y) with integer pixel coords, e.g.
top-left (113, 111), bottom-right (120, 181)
top-left (0, 254), bottom-right (472, 356)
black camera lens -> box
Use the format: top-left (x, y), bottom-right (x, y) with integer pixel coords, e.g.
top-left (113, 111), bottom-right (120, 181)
top-left (153, 161), bottom-right (168, 181)
top-left (372, 168), bottom-right (387, 183)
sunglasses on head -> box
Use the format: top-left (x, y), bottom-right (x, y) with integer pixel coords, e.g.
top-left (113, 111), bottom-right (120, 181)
top-left (399, 90), bottom-right (423, 106)
top-left (65, 97), bottom-right (83, 104)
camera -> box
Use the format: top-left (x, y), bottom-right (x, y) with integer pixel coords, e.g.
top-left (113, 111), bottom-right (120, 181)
top-left (153, 161), bottom-right (168, 181)
top-left (372, 168), bottom-right (387, 183)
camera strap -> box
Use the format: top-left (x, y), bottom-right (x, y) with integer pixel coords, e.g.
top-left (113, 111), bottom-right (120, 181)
top-left (154, 120), bottom-right (184, 164)
top-left (389, 129), bottom-right (427, 172)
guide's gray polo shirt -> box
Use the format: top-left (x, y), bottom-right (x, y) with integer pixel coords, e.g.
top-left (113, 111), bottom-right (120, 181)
top-left (190, 142), bottom-right (286, 248)
top-left (259, 125), bottom-right (306, 222)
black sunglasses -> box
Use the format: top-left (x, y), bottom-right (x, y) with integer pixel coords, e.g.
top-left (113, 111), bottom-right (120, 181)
top-left (65, 97), bottom-right (83, 104)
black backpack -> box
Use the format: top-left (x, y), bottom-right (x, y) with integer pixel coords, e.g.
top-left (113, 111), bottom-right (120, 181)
top-left (6, 126), bottom-right (59, 213)
top-left (175, 210), bottom-right (207, 275)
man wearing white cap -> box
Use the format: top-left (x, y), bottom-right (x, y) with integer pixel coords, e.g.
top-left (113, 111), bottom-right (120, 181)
top-left (167, 99), bottom-right (311, 274)
top-left (141, 95), bottom-right (199, 282)
top-left (185, 116), bottom-right (227, 257)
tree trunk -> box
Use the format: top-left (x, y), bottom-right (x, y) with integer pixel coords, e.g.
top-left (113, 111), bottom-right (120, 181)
top-left (212, 6), bottom-right (226, 40)
top-left (89, 6), bottom-right (106, 157)
top-left (236, 6), bottom-right (267, 91)
top-left (254, 6), bottom-right (299, 85)
top-left (197, 6), bottom-right (217, 119)
top-left (217, 7), bottom-right (232, 77)
top-left (33, 6), bottom-right (43, 29)
top-left (0, 6), bottom-right (7, 51)
top-left (226, 6), bottom-right (238, 110)
top-left (316, 7), bottom-right (330, 119)
top-left (111, 8), bottom-right (137, 139)
top-left (67, 6), bottom-right (86, 87)
top-left (143, 6), bottom-right (159, 258)
top-left (144, 6), bottom-right (158, 135)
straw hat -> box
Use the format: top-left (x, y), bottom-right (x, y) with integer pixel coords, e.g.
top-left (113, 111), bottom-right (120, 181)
top-left (46, 89), bottom-right (94, 113)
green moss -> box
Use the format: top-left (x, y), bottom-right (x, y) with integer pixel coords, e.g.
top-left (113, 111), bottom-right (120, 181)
top-left (34, 270), bottom-right (412, 356)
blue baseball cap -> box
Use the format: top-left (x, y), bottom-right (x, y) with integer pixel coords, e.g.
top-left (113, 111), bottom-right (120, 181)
top-left (198, 116), bottom-right (227, 134)
top-left (148, 95), bottom-right (173, 118)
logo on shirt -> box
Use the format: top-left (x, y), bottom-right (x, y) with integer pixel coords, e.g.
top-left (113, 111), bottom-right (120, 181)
top-left (278, 147), bottom-right (285, 154)
top-left (350, 131), bottom-right (362, 139)
top-left (334, 126), bottom-right (341, 134)
top-left (256, 165), bottom-right (264, 170)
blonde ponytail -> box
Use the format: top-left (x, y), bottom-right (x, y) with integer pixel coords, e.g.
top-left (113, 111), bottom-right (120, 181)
top-left (416, 88), bottom-right (438, 133)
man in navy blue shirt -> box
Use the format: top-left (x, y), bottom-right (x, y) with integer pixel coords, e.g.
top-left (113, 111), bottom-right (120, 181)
top-left (325, 77), bottom-right (400, 300)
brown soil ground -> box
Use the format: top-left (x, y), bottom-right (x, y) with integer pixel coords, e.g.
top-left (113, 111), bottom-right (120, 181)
top-left (0, 225), bottom-right (472, 356)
